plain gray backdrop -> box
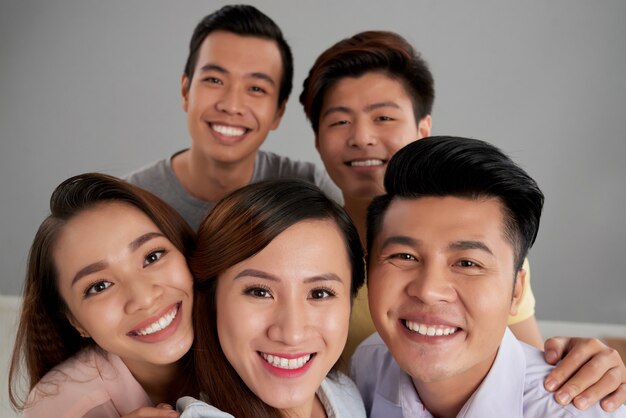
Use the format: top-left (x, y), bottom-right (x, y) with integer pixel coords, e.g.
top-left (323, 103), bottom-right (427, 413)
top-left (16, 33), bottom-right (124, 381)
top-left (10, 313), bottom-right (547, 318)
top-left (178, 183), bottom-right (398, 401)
top-left (1, 0), bottom-right (625, 325)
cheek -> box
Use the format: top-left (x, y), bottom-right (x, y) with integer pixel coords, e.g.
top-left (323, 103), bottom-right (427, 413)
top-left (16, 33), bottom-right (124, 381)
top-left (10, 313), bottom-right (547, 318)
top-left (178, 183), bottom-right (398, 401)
top-left (460, 282), bottom-right (513, 325)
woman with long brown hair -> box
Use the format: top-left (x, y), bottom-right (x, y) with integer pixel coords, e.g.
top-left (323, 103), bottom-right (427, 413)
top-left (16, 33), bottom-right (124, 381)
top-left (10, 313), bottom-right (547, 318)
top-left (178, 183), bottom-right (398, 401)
top-left (9, 173), bottom-right (198, 418)
top-left (180, 179), bottom-right (366, 417)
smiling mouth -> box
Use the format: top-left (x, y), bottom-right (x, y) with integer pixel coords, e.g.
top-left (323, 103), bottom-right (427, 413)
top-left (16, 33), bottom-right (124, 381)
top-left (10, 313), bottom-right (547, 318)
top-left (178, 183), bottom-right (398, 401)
top-left (259, 352), bottom-right (315, 370)
top-left (210, 123), bottom-right (248, 137)
top-left (128, 303), bottom-right (179, 336)
top-left (403, 320), bottom-right (459, 337)
top-left (347, 159), bottom-right (385, 167)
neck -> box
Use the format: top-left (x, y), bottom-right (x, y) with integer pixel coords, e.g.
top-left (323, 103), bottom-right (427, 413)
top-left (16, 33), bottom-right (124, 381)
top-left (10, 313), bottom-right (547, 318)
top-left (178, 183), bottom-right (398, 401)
top-left (125, 359), bottom-right (183, 406)
top-left (411, 351), bottom-right (497, 418)
top-left (343, 195), bottom-right (371, 248)
top-left (172, 148), bottom-right (255, 202)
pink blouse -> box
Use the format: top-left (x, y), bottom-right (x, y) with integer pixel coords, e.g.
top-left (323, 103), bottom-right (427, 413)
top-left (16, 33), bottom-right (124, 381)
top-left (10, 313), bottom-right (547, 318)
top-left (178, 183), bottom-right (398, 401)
top-left (24, 347), bottom-right (152, 418)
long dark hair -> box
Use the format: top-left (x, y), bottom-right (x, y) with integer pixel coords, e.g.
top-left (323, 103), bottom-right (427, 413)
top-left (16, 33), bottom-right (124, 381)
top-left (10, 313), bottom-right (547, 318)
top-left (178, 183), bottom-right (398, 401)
top-left (189, 179), bottom-right (365, 417)
top-left (9, 173), bottom-right (197, 410)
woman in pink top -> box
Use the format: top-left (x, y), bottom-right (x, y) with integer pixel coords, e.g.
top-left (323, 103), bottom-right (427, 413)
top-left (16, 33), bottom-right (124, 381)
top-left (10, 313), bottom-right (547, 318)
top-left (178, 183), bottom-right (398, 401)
top-left (9, 173), bottom-right (197, 418)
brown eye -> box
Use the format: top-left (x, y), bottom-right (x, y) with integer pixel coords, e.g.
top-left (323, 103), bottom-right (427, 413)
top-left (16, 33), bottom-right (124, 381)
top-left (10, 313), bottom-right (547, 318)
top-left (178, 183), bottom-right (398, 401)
top-left (143, 250), bottom-right (165, 266)
top-left (85, 281), bottom-right (112, 296)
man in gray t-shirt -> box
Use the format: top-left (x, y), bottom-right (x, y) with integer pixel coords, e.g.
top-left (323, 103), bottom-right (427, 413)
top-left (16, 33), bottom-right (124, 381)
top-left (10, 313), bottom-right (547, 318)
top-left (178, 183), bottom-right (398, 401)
top-left (126, 5), bottom-right (340, 229)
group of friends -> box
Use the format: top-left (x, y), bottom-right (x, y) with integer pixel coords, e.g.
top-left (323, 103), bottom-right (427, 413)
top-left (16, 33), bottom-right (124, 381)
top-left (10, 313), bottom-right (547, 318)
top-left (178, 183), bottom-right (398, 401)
top-left (8, 4), bottom-right (626, 418)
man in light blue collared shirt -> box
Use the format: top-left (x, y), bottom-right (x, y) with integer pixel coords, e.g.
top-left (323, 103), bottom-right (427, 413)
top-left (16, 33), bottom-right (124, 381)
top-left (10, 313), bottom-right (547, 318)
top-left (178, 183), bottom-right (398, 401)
top-left (351, 136), bottom-right (626, 417)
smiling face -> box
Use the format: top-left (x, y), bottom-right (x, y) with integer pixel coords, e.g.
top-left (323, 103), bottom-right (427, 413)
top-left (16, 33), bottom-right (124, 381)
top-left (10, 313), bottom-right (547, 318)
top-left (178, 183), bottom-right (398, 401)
top-left (368, 196), bottom-right (523, 391)
top-left (54, 202), bottom-right (194, 379)
top-left (317, 72), bottom-right (431, 201)
top-left (215, 220), bottom-right (352, 414)
top-left (182, 30), bottom-right (285, 166)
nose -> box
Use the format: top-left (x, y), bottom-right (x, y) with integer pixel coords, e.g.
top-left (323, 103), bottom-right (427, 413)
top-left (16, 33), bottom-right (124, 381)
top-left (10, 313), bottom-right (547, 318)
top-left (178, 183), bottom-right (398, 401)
top-left (124, 275), bottom-right (164, 313)
top-left (215, 84), bottom-right (245, 116)
top-left (406, 263), bottom-right (456, 305)
top-left (267, 299), bottom-right (310, 346)
top-left (347, 120), bottom-right (377, 149)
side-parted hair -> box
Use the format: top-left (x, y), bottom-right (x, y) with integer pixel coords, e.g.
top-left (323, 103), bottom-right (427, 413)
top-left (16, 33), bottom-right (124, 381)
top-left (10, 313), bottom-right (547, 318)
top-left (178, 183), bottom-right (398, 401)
top-left (367, 136), bottom-right (544, 272)
top-left (299, 30), bottom-right (434, 134)
top-left (8, 173), bottom-right (196, 410)
top-left (189, 179), bottom-right (365, 418)
top-left (183, 4), bottom-right (294, 107)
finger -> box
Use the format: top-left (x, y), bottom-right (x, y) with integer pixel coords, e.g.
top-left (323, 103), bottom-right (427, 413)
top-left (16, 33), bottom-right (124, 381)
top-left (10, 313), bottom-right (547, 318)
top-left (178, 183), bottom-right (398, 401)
top-left (544, 336), bottom-right (569, 365)
top-left (600, 383), bottom-right (626, 413)
top-left (155, 403), bottom-right (175, 410)
top-left (553, 349), bottom-right (621, 406)
top-left (570, 367), bottom-right (622, 410)
top-left (544, 341), bottom-right (596, 392)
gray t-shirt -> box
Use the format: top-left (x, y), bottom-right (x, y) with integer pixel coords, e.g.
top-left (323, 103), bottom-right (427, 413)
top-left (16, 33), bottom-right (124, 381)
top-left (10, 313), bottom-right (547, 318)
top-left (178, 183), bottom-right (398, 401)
top-left (125, 149), bottom-right (342, 230)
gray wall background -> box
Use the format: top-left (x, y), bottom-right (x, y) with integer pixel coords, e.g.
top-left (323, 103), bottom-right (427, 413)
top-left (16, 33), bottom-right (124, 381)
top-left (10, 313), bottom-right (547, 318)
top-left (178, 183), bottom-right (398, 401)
top-left (1, 0), bottom-right (625, 325)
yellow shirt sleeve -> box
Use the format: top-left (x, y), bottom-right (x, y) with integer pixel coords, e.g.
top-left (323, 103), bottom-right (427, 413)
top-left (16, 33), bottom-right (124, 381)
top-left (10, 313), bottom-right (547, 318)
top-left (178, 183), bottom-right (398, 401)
top-left (343, 285), bottom-right (376, 362)
top-left (507, 258), bottom-right (535, 325)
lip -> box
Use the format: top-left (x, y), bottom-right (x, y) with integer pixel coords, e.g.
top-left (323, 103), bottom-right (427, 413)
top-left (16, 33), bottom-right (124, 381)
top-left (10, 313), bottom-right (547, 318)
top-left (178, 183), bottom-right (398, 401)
top-left (258, 351), bottom-right (316, 379)
top-left (127, 302), bottom-right (183, 343)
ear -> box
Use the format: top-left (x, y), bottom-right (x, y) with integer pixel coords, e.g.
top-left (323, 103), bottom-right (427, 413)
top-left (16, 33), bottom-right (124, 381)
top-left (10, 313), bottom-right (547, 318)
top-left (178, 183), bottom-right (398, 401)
top-left (270, 100), bottom-right (287, 131)
top-left (181, 73), bottom-right (190, 113)
top-left (417, 115), bottom-right (432, 139)
top-left (509, 267), bottom-right (526, 316)
top-left (66, 312), bottom-right (90, 338)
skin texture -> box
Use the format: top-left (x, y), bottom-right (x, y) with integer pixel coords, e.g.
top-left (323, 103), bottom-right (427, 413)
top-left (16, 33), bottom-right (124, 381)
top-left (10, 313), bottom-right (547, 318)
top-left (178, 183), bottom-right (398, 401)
top-left (316, 69), bottom-right (626, 412)
top-left (55, 202), bottom-right (194, 405)
top-left (175, 31), bottom-right (286, 202)
top-left (216, 220), bottom-right (352, 418)
top-left (317, 71), bottom-right (430, 236)
top-left (368, 196), bottom-right (524, 417)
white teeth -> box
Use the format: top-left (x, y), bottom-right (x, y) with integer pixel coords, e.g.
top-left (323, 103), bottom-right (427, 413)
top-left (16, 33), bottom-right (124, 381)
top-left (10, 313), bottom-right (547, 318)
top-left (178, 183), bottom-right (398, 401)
top-left (134, 305), bottom-right (178, 336)
top-left (404, 320), bottom-right (458, 337)
top-left (350, 159), bottom-right (384, 167)
top-left (260, 353), bottom-right (312, 370)
top-left (211, 124), bottom-right (246, 137)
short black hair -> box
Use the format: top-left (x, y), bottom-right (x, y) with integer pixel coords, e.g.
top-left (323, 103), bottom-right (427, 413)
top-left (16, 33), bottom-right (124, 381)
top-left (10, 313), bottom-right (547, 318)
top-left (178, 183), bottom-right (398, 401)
top-left (367, 136), bottom-right (544, 271)
top-left (183, 4), bottom-right (293, 106)
top-left (300, 31), bottom-right (434, 134)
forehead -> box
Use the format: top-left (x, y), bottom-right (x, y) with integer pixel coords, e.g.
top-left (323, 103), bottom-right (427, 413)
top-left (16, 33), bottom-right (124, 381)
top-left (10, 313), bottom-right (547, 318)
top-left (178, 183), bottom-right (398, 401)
top-left (375, 196), bottom-right (512, 253)
top-left (196, 30), bottom-right (283, 79)
top-left (322, 71), bottom-right (413, 110)
top-left (54, 203), bottom-right (159, 267)
top-left (223, 219), bottom-right (351, 279)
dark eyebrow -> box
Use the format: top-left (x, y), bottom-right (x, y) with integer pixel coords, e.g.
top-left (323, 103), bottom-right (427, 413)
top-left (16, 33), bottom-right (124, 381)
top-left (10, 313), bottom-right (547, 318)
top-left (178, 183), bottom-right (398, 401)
top-left (128, 232), bottom-right (164, 252)
top-left (321, 106), bottom-right (353, 119)
top-left (71, 232), bottom-right (164, 286)
top-left (249, 72), bottom-right (276, 86)
top-left (72, 261), bottom-right (108, 286)
top-left (234, 269), bottom-right (344, 284)
top-left (199, 64), bottom-right (228, 74)
top-left (321, 101), bottom-right (400, 120)
top-left (198, 64), bottom-right (275, 86)
top-left (234, 269), bottom-right (279, 282)
top-left (364, 101), bottom-right (401, 112)
top-left (303, 273), bottom-right (344, 284)
top-left (379, 235), bottom-right (420, 250)
top-left (449, 240), bottom-right (494, 256)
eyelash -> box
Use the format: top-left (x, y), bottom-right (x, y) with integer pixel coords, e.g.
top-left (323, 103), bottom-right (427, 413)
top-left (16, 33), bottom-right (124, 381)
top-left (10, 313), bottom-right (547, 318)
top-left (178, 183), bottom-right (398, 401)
top-left (309, 286), bottom-right (337, 300)
top-left (390, 253), bottom-right (417, 261)
top-left (143, 248), bottom-right (166, 267)
top-left (203, 76), bottom-right (222, 85)
top-left (83, 280), bottom-right (112, 297)
top-left (243, 284), bottom-right (273, 299)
